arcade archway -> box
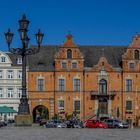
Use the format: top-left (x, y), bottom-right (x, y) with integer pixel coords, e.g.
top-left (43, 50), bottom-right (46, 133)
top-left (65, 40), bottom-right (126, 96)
top-left (32, 105), bottom-right (49, 123)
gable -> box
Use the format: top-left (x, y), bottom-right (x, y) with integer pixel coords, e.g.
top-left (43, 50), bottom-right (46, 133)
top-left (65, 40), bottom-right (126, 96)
top-left (0, 51), bottom-right (12, 67)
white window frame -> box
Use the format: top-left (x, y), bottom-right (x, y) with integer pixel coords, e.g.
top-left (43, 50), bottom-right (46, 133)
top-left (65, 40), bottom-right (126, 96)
top-left (17, 88), bottom-right (22, 98)
top-left (0, 70), bottom-right (3, 79)
top-left (61, 61), bottom-right (67, 69)
top-left (1, 56), bottom-right (6, 62)
top-left (129, 62), bottom-right (134, 70)
top-left (18, 70), bottom-right (22, 79)
top-left (37, 79), bottom-right (44, 91)
top-left (74, 100), bottom-right (80, 111)
top-left (7, 70), bottom-right (13, 79)
top-left (17, 57), bottom-right (22, 64)
top-left (58, 78), bottom-right (65, 92)
top-left (125, 79), bottom-right (132, 92)
top-left (126, 100), bottom-right (132, 111)
top-left (0, 88), bottom-right (3, 98)
top-left (58, 100), bottom-right (65, 109)
top-left (73, 78), bottom-right (80, 92)
top-left (72, 62), bottom-right (77, 69)
top-left (7, 88), bottom-right (14, 98)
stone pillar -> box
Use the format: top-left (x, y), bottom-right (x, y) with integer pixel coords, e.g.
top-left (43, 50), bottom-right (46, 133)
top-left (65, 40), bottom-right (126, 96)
top-left (49, 98), bottom-right (54, 119)
top-left (108, 99), bottom-right (112, 117)
top-left (95, 99), bottom-right (98, 115)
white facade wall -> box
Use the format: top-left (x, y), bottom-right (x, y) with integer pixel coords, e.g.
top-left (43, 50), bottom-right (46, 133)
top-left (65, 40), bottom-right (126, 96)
top-left (0, 51), bottom-right (23, 121)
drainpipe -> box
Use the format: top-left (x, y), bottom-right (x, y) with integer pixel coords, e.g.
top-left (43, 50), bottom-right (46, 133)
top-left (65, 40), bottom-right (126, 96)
top-left (121, 70), bottom-right (124, 120)
top-left (83, 70), bottom-right (85, 121)
top-left (53, 62), bottom-right (56, 117)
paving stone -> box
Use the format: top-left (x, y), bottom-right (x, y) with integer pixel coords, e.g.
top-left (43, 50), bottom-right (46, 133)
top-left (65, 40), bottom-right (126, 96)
top-left (0, 126), bottom-right (140, 140)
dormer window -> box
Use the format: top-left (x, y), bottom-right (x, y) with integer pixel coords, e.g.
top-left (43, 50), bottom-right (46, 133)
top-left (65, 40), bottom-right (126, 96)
top-left (134, 50), bottom-right (139, 60)
top-left (62, 62), bottom-right (67, 69)
top-left (129, 63), bottom-right (134, 70)
top-left (17, 57), bottom-right (22, 64)
top-left (67, 49), bottom-right (72, 58)
top-left (1, 56), bottom-right (6, 62)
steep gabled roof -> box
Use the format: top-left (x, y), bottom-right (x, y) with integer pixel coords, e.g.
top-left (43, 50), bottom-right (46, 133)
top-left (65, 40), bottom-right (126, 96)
top-left (27, 45), bottom-right (59, 71)
top-left (6, 45), bottom-right (128, 71)
top-left (79, 46), bottom-right (127, 68)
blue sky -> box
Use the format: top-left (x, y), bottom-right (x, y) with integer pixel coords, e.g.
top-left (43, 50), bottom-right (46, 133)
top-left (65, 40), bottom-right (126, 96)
top-left (0, 0), bottom-right (140, 51)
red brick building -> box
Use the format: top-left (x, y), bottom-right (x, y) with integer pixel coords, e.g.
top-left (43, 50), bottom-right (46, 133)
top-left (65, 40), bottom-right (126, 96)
top-left (28, 33), bottom-right (140, 125)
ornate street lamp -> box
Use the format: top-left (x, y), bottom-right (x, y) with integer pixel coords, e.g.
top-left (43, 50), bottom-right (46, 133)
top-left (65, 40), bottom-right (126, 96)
top-left (5, 15), bottom-right (44, 123)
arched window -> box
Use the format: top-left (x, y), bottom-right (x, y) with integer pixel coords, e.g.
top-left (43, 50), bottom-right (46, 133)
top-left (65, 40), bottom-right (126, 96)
top-left (99, 79), bottom-right (107, 94)
top-left (67, 49), bottom-right (72, 58)
top-left (134, 50), bottom-right (139, 59)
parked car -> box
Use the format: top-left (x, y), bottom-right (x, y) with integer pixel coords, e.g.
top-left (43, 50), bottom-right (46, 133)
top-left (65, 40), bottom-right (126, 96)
top-left (39, 119), bottom-right (47, 126)
top-left (66, 120), bottom-right (75, 128)
top-left (100, 116), bottom-right (110, 122)
top-left (56, 122), bottom-right (67, 128)
top-left (7, 119), bottom-right (15, 124)
top-left (74, 121), bottom-right (84, 128)
top-left (84, 119), bottom-right (108, 128)
top-left (106, 119), bottom-right (129, 128)
top-left (0, 121), bottom-right (7, 127)
top-left (116, 120), bottom-right (129, 128)
top-left (45, 121), bottom-right (56, 128)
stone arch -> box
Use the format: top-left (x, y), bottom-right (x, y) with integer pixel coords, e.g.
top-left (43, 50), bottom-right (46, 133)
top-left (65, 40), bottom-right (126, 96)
top-left (32, 105), bottom-right (49, 123)
top-left (99, 79), bottom-right (107, 94)
top-left (67, 49), bottom-right (72, 58)
top-left (134, 50), bottom-right (139, 59)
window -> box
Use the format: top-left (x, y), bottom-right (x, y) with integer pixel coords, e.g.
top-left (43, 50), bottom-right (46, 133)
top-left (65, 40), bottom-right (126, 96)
top-left (126, 101), bottom-right (132, 111)
top-left (7, 88), bottom-right (13, 98)
top-left (74, 79), bottom-right (80, 91)
top-left (1, 56), bottom-right (6, 62)
top-left (38, 79), bottom-right (44, 91)
top-left (129, 63), bottom-right (134, 69)
top-left (67, 49), bottom-right (72, 58)
top-left (62, 62), bottom-right (67, 69)
top-left (0, 70), bottom-right (3, 79)
top-left (7, 70), bottom-right (13, 79)
top-left (99, 79), bottom-right (107, 94)
top-left (74, 100), bottom-right (80, 111)
top-left (17, 57), bottom-right (22, 64)
top-left (17, 88), bottom-right (22, 98)
top-left (0, 88), bottom-right (3, 98)
top-left (18, 71), bottom-right (22, 79)
top-left (72, 62), bottom-right (77, 69)
top-left (126, 79), bottom-right (132, 92)
top-left (58, 100), bottom-right (64, 109)
top-left (58, 79), bottom-right (65, 92)
top-left (134, 50), bottom-right (139, 60)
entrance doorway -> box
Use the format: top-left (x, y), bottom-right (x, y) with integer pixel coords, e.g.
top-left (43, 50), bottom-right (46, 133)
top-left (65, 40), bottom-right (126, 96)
top-left (98, 98), bottom-right (108, 116)
top-left (32, 105), bottom-right (49, 123)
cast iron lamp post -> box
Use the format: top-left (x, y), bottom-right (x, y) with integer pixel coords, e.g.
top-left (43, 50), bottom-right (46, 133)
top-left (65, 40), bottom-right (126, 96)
top-left (5, 14), bottom-right (44, 115)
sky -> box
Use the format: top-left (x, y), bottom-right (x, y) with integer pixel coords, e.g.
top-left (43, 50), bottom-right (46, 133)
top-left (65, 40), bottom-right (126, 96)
top-left (0, 0), bottom-right (140, 51)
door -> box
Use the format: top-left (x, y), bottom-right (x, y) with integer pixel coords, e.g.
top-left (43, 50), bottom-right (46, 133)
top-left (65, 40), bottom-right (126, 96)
top-left (98, 98), bottom-right (108, 115)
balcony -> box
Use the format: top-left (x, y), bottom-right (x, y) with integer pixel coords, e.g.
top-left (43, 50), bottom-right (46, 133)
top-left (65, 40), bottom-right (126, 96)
top-left (125, 110), bottom-right (133, 114)
top-left (90, 91), bottom-right (116, 100)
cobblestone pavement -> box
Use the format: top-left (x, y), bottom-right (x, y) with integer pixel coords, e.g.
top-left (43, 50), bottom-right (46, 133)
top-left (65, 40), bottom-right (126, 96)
top-left (0, 126), bottom-right (140, 140)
